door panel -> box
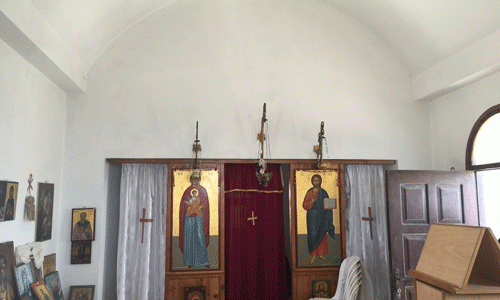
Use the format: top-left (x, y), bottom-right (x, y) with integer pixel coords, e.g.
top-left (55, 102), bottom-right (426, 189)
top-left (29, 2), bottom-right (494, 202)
top-left (387, 171), bottom-right (479, 300)
top-left (402, 234), bottom-right (426, 274)
top-left (401, 184), bottom-right (429, 224)
top-left (436, 184), bottom-right (465, 223)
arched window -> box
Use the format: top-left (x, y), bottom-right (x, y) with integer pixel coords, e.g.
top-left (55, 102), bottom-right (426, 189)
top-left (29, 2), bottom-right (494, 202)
top-left (466, 104), bottom-right (500, 238)
top-left (466, 104), bottom-right (500, 170)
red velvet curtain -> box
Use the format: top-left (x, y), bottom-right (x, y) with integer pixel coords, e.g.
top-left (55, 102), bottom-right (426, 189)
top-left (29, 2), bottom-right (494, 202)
top-left (225, 163), bottom-right (287, 300)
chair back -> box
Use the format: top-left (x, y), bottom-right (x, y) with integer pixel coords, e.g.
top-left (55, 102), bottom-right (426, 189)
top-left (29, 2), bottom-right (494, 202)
top-left (333, 256), bottom-right (362, 300)
top-left (344, 258), bottom-right (362, 300)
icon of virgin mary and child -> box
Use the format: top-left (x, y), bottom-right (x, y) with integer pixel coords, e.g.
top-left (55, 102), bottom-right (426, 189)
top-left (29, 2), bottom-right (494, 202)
top-left (179, 171), bottom-right (210, 268)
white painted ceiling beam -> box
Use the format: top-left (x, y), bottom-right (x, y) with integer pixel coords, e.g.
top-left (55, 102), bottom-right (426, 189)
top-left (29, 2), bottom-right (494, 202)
top-left (412, 29), bottom-right (500, 102)
top-left (0, 0), bottom-right (86, 93)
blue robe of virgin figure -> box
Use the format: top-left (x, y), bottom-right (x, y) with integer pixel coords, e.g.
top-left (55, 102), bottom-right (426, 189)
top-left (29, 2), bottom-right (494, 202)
top-left (179, 185), bottom-right (210, 267)
top-left (306, 188), bottom-right (335, 254)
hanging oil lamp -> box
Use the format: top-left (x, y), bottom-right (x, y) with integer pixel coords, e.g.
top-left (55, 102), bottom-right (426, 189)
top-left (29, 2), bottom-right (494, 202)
top-left (256, 103), bottom-right (272, 186)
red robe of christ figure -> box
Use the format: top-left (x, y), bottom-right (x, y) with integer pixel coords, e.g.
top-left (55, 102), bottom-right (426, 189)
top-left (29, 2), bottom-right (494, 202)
top-left (179, 171), bottom-right (210, 268)
top-left (302, 174), bottom-right (335, 264)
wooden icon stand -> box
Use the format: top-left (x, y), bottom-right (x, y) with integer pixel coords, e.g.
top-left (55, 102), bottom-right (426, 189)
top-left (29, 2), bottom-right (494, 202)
top-left (409, 223), bottom-right (500, 299)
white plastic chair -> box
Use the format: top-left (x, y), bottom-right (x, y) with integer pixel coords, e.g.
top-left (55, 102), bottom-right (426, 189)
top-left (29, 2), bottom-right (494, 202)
top-left (344, 260), bottom-right (362, 300)
top-left (309, 256), bottom-right (362, 300)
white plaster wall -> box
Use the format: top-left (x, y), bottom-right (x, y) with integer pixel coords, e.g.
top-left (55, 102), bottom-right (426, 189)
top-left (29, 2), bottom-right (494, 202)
top-left (0, 38), bottom-right (66, 279)
top-left (58, 1), bottom-right (432, 298)
top-left (430, 71), bottom-right (500, 171)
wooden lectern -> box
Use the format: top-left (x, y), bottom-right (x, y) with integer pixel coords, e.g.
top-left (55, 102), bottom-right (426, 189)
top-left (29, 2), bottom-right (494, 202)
top-left (409, 223), bottom-right (500, 299)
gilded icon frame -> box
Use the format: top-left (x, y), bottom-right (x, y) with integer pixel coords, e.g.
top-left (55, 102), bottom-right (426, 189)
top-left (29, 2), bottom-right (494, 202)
top-left (295, 170), bottom-right (342, 268)
top-left (171, 169), bottom-right (220, 271)
top-left (71, 207), bottom-right (96, 241)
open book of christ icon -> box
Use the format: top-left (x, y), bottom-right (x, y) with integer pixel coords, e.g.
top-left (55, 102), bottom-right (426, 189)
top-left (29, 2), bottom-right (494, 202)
top-left (323, 198), bottom-right (336, 210)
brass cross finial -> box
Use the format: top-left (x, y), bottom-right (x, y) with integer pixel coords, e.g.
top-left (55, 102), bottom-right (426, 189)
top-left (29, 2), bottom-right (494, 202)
top-left (192, 121), bottom-right (202, 169)
top-left (313, 121), bottom-right (328, 170)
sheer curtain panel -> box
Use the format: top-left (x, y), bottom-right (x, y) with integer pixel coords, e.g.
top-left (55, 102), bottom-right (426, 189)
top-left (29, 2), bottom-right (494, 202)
top-left (345, 165), bottom-right (390, 300)
top-left (117, 164), bottom-right (168, 300)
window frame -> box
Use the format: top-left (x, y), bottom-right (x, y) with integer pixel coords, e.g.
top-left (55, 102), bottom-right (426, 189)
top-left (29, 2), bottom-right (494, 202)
top-left (466, 104), bottom-right (500, 170)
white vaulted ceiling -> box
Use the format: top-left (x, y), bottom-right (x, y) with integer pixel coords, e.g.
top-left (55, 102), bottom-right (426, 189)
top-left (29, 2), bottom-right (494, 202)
top-left (2, 0), bottom-right (500, 98)
top-left (28, 0), bottom-right (178, 70)
top-left (318, 0), bottom-right (500, 75)
top-left (28, 0), bottom-right (500, 75)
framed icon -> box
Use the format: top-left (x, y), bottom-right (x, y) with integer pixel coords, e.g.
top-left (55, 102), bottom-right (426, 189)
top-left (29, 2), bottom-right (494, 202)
top-left (31, 280), bottom-right (55, 300)
top-left (71, 208), bottom-right (96, 241)
top-left (296, 170), bottom-right (342, 267)
top-left (14, 262), bottom-right (35, 300)
top-left (0, 181), bottom-right (18, 221)
top-left (71, 241), bottom-right (92, 264)
top-left (69, 285), bottom-right (95, 300)
top-left (184, 285), bottom-right (206, 300)
top-left (43, 253), bottom-right (56, 276)
top-left (44, 271), bottom-right (64, 300)
top-left (36, 183), bottom-right (54, 241)
top-left (0, 241), bottom-right (16, 299)
top-left (171, 169), bottom-right (219, 271)
top-left (312, 280), bottom-right (330, 298)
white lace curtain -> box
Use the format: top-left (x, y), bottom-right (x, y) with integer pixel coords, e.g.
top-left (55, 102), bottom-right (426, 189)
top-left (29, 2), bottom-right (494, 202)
top-left (117, 164), bottom-right (168, 300)
top-left (345, 165), bottom-right (391, 300)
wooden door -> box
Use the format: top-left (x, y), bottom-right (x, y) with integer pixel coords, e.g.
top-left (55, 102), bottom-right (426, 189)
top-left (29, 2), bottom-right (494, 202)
top-left (387, 170), bottom-right (479, 300)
